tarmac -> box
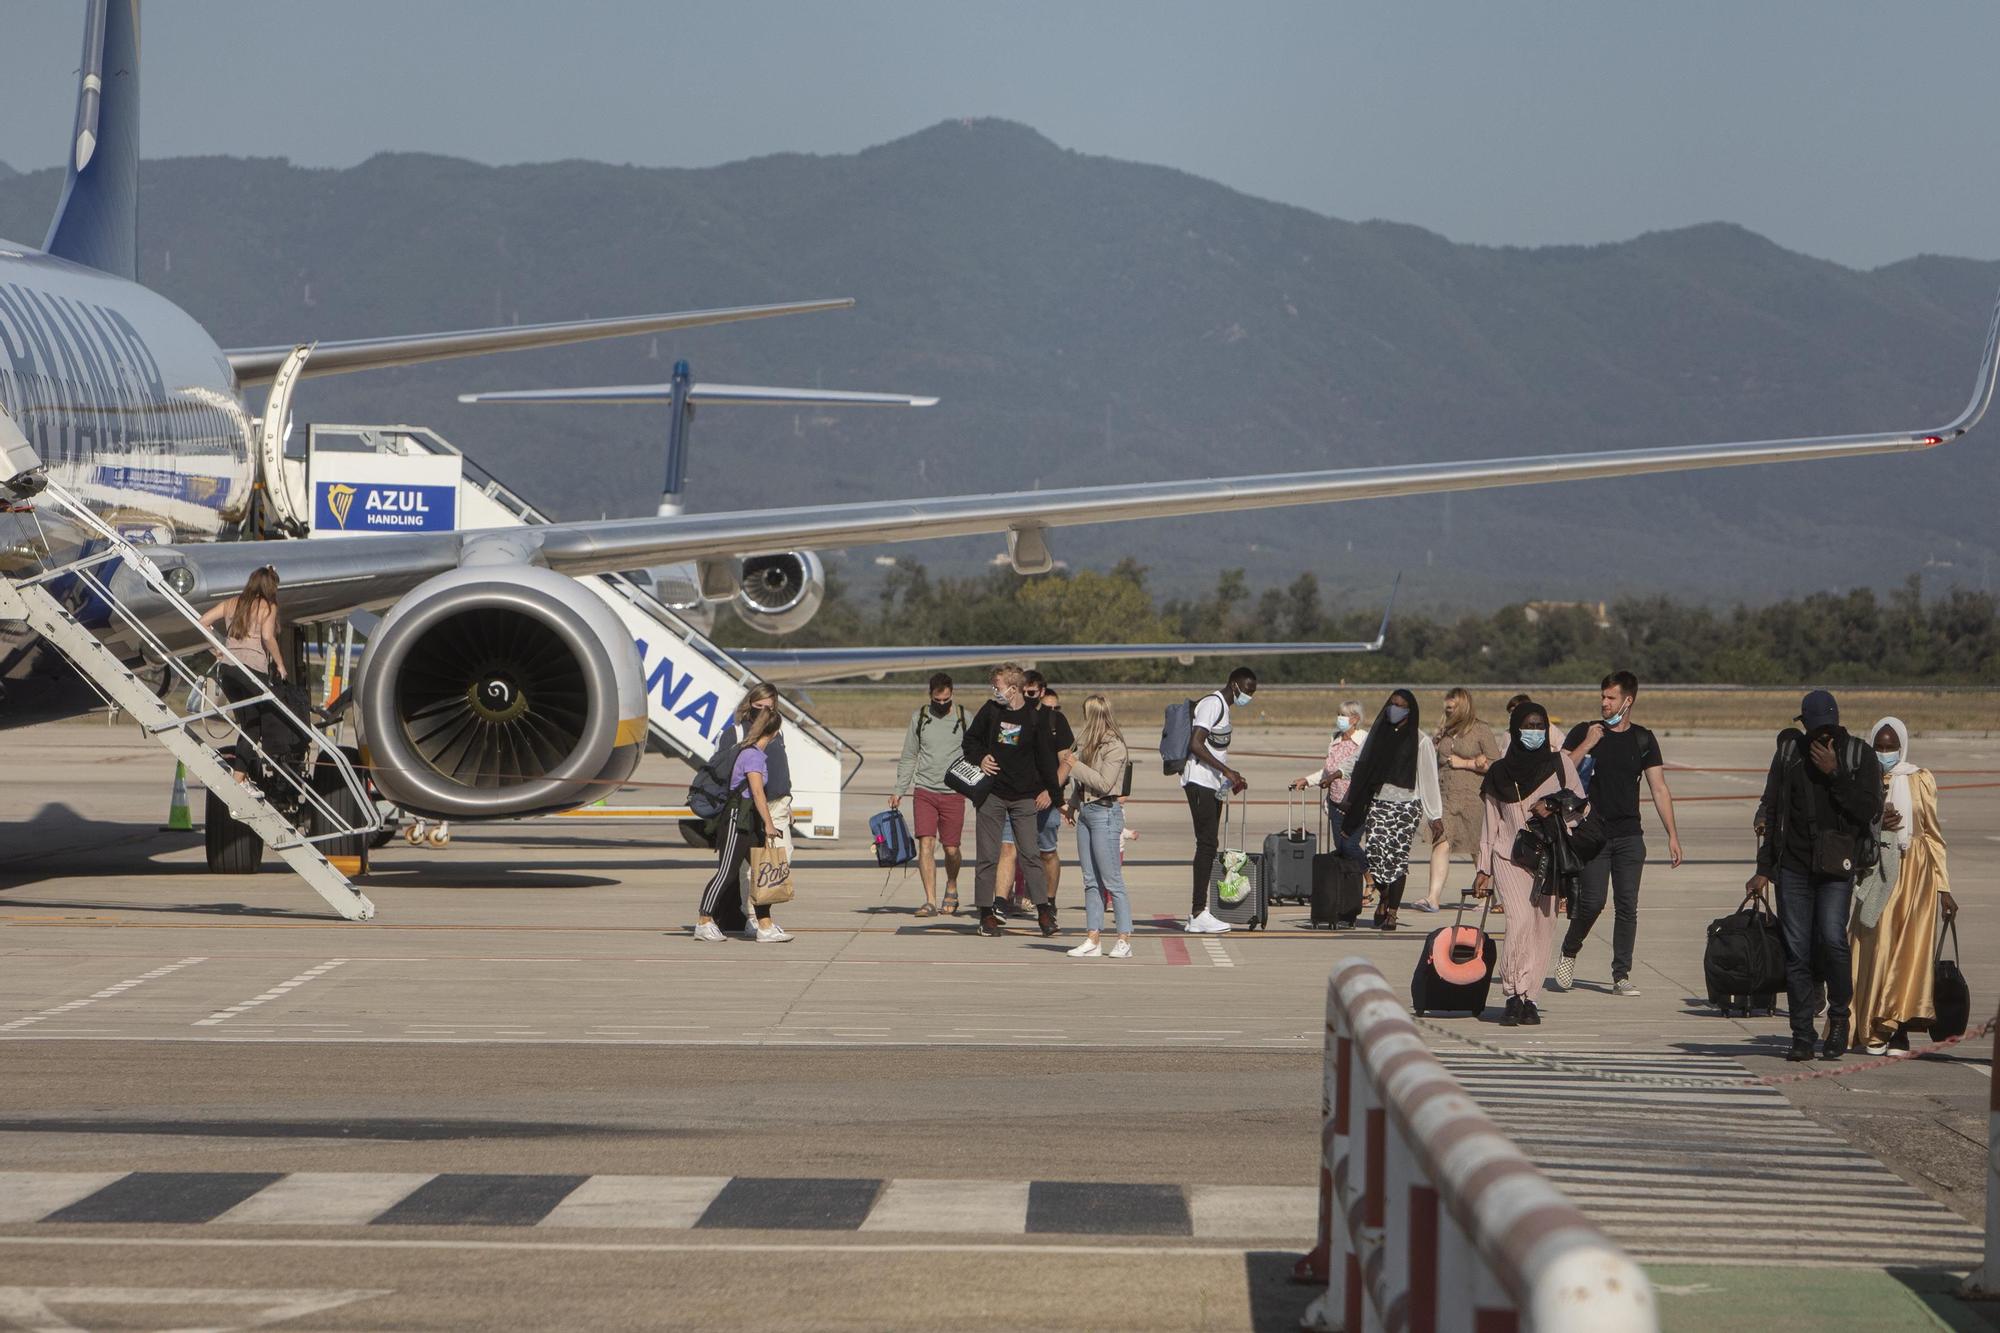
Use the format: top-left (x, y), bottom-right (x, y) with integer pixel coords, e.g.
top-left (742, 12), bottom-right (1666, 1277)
top-left (2, 715), bottom-right (1997, 1331)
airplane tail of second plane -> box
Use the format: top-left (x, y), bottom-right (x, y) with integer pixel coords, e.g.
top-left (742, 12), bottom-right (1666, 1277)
top-left (43, 0), bottom-right (140, 280)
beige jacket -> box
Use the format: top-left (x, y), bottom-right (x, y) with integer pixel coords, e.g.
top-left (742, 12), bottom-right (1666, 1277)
top-left (1066, 736), bottom-right (1131, 809)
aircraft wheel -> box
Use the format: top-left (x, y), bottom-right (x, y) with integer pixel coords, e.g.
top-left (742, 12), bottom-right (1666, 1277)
top-left (204, 788), bottom-right (263, 874)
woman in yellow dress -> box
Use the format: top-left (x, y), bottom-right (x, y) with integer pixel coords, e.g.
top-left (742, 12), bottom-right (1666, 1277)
top-left (1851, 716), bottom-right (1958, 1054)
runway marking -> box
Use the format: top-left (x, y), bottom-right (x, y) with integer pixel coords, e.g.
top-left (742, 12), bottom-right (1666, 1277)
top-left (0, 1234), bottom-right (1298, 1258)
top-left (194, 959), bottom-right (349, 1027)
top-left (1200, 938), bottom-right (1233, 968)
top-left (1161, 939), bottom-right (1192, 965)
top-left (2, 1173), bottom-right (1314, 1240)
top-left (0, 956), bottom-right (206, 1032)
top-left (0, 1286), bottom-right (388, 1332)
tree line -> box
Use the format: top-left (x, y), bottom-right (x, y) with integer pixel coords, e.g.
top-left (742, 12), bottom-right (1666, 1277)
top-left (712, 561), bottom-right (1999, 686)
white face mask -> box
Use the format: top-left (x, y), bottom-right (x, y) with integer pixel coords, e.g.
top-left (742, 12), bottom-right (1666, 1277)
top-left (1334, 716), bottom-right (1353, 734)
top-left (1877, 749), bottom-right (1901, 769)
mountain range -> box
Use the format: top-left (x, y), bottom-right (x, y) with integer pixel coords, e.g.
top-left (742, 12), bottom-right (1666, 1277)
top-left (1, 119), bottom-right (1994, 610)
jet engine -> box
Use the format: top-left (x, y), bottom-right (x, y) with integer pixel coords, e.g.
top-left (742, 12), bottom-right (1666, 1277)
top-left (733, 551), bottom-right (825, 636)
top-left (354, 565), bottom-right (648, 820)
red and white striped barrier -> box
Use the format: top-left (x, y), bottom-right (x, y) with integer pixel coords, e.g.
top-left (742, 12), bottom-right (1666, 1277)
top-left (1299, 959), bottom-right (1656, 1333)
top-left (1961, 1004), bottom-right (2000, 1298)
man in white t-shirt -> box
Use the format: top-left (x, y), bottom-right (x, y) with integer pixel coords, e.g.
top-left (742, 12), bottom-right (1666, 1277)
top-left (1183, 666), bottom-right (1256, 933)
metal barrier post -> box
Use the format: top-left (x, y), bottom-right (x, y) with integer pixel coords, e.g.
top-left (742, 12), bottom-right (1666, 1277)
top-left (1306, 958), bottom-right (1656, 1333)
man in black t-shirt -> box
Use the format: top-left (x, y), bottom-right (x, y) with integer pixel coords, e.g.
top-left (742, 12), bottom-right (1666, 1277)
top-left (1555, 672), bottom-right (1684, 995)
top-left (965, 663), bottom-right (1063, 937)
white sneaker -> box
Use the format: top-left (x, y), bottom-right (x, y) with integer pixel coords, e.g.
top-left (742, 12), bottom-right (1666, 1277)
top-left (1067, 939), bottom-right (1102, 958)
top-left (692, 921), bottom-right (726, 943)
top-left (1107, 939), bottom-right (1133, 959)
top-left (1187, 911), bottom-right (1233, 934)
top-left (755, 925), bottom-right (793, 944)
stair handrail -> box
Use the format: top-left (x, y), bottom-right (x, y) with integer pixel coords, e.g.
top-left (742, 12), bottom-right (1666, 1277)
top-left (13, 481), bottom-right (379, 845)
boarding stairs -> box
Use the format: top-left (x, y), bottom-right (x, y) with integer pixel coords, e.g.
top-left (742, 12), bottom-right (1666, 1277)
top-left (291, 426), bottom-right (859, 838)
top-left (0, 479), bottom-right (380, 920)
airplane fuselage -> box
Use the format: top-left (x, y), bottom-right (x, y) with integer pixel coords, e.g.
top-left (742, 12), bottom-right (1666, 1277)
top-left (0, 239), bottom-right (256, 723)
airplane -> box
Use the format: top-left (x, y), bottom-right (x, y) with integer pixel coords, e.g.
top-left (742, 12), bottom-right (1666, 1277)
top-left (458, 365), bottom-right (1400, 681)
top-left (5, 1), bottom-right (1998, 867)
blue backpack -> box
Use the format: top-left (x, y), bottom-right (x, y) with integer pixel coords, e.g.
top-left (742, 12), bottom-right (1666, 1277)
top-left (870, 808), bottom-right (917, 868)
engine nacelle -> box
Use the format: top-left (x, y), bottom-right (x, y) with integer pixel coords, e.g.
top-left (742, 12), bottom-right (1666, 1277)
top-left (354, 565), bottom-right (648, 821)
top-left (733, 550), bottom-right (824, 636)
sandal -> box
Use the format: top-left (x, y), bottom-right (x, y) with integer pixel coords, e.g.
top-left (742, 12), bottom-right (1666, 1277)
top-left (915, 903), bottom-right (938, 918)
top-left (941, 889), bottom-right (959, 915)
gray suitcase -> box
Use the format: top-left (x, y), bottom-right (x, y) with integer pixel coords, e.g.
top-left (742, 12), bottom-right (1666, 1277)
top-left (1209, 789), bottom-right (1268, 930)
top-left (1261, 787), bottom-right (1316, 905)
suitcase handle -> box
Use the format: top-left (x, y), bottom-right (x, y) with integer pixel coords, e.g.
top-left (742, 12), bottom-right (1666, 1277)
top-left (1451, 894), bottom-right (1494, 935)
top-left (1937, 916), bottom-right (1960, 964)
top-left (1220, 784), bottom-right (1248, 854)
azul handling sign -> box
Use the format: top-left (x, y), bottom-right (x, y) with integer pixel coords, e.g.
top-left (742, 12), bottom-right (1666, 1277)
top-left (308, 449), bottom-right (461, 537)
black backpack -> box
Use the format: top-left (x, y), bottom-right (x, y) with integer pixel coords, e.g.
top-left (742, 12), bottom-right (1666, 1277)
top-left (1704, 891), bottom-right (1788, 1004)
top-left (686, 732), bottom-right (743, 821)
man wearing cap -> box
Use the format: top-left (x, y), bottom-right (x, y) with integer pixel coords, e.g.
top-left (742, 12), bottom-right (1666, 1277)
top-left (1748, 689), bottom-right (1884, 1062)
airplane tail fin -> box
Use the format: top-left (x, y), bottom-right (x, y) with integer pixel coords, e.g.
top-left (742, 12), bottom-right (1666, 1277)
top-left (43, 0), bottom-right (140, 279)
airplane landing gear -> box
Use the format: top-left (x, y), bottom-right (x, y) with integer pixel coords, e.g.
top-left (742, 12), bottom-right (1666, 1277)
top-left (403, 819), bottom-right (452, 848)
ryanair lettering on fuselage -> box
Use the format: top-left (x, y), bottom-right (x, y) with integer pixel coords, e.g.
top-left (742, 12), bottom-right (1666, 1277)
top-left (0, 281), bottom-right (170, 463)
top-left (633, 635), bottom-right (724, 741)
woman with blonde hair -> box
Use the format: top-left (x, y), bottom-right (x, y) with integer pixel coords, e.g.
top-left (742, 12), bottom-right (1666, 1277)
top-left (197, 565), bottom-right (290, 788)
top-left (1419, 688), bottom-right (1502, 913)
top-left (1851, 716), bottom-right (1957, 1053)
top-left (1065, 694), bottom-right (1133, 958)
top-left (717, 683), bottom-right (791, 856)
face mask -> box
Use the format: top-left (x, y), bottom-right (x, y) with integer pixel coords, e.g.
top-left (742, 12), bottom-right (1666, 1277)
top-left (1518, 729), bottom-right (1547, 751)
top-left (1877, 749), bottom-right (1901, 769)
top-left (1232, 690), bottom-right (1253, 707)
top-left (1604, 712), bottom-right (1625, 728)
top-left (1334, 717), bottom-right (1353, 734)
top-left (992, 688), bottom-right (1008, 704)
top-left (929, 700), bottom-right (951, 717)
top-left (1386, 704), bottom-right (1410, 725)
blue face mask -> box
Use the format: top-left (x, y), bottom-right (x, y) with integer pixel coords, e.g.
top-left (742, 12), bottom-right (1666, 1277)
top-left (1231, 690), bottom-right (1253, 708)
top-left (1334, 716), bottom-right (1353, 734)
top-left (1877, 749), bottom-right (1901, 769)
top-left (1519, 729), bottom-right (1548, 751)
top-left (1604, 712), bottom-right (1625, 728)
top-left (1386, 704), bottom-right (1410, 725)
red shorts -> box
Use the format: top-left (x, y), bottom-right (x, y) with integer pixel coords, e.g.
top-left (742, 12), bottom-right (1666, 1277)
top-left (911, 787), bottom-right (965, 847)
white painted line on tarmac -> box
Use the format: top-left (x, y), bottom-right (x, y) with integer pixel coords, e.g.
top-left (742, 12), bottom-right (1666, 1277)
top-left (214, 1173), bottom-right (432, 1227)
top-left (1200, 939), bottom-right (1233, 968)
top-left (860, 1179), bottom-right (1031, 1234)
top-left (0, 1172), bottom-right (126, 1223)
top-left (540, 1176), bottom-right (730, 1230)
top-left (194, 959), bottom-right (348, 1027)
top-left (0, 957), bottom-right (207, 1032)
top-left (1186, 1185), bottom-right (1316, 1239)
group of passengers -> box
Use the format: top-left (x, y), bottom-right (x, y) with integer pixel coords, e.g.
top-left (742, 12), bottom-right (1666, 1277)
top-left (683, 642), bottom-right (1957, 1058)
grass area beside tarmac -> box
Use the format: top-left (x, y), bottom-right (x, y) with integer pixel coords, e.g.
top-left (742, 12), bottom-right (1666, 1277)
top-left (797, 685), bottom-right (2000, 734)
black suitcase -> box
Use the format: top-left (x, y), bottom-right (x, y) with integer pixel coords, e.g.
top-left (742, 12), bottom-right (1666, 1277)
top-left (1261, 787), bottom-right (1316, 905)
top-left (1309, 802), bottom-right (1365, 929)
top-left (1704, 890), bottom-right (1787, 1017)
top-left (1411, 899), bottom-right (1496, 1017)
top-left (1209, 790), bottom-right (1268, 930)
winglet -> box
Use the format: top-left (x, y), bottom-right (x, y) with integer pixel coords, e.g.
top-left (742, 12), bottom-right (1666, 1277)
top-left (1936, 283), bottom-right (2000, 443)
top-left (42, 0), bottom-right (138, 279)
top-left (1369, 572), bottom-right (1401, 650)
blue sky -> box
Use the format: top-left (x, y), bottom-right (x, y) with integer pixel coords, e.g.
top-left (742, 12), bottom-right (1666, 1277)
top-left (5, 1), bottom-right (1998, 269)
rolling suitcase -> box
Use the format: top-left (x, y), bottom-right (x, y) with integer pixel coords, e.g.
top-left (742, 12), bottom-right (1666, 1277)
top-left (1261, 787), bottom-right (1316, 905)
top-left (1209, 788), bottom-right (1268, 930)
top-left (1309, 801), bottom-right (1365, 929)
top-left (1411, 898), bottom-right (1496, 1017)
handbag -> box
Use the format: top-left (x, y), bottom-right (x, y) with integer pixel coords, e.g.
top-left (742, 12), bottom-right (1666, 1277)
top-left (1932, 918), bottom-right (1971, 1041)
top-left (745, 843), bottom-right (794, 907)
top-left (944, 756), bottom-right (993, 803)
top-left (1811, 828), bottom-right (1858, 880)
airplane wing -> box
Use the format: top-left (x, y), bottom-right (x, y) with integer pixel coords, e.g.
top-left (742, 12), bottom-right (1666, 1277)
top-left (458, 384), bottom-right (939, 408)
top-left (733, 581), bottom-right (1399, 683)
top-left (150, 287), bottom-right (2000, 626)
top-left (225, 299), bottom-right (853, 387)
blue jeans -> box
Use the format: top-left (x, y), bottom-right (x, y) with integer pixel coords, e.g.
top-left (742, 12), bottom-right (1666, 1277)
top-left (1002, 803), bottom-right (1061, 854)
top-left (1327, 798), bottom-right (1366, 861)
top-left (1076, 801), bottom-right (1131, 936)
top-left (1776, 865), bottom-right (1854, 1041)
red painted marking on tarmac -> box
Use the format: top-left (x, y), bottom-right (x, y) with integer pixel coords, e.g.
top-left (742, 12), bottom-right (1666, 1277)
top-left (1162, 939), bottom-right (1192, 966)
